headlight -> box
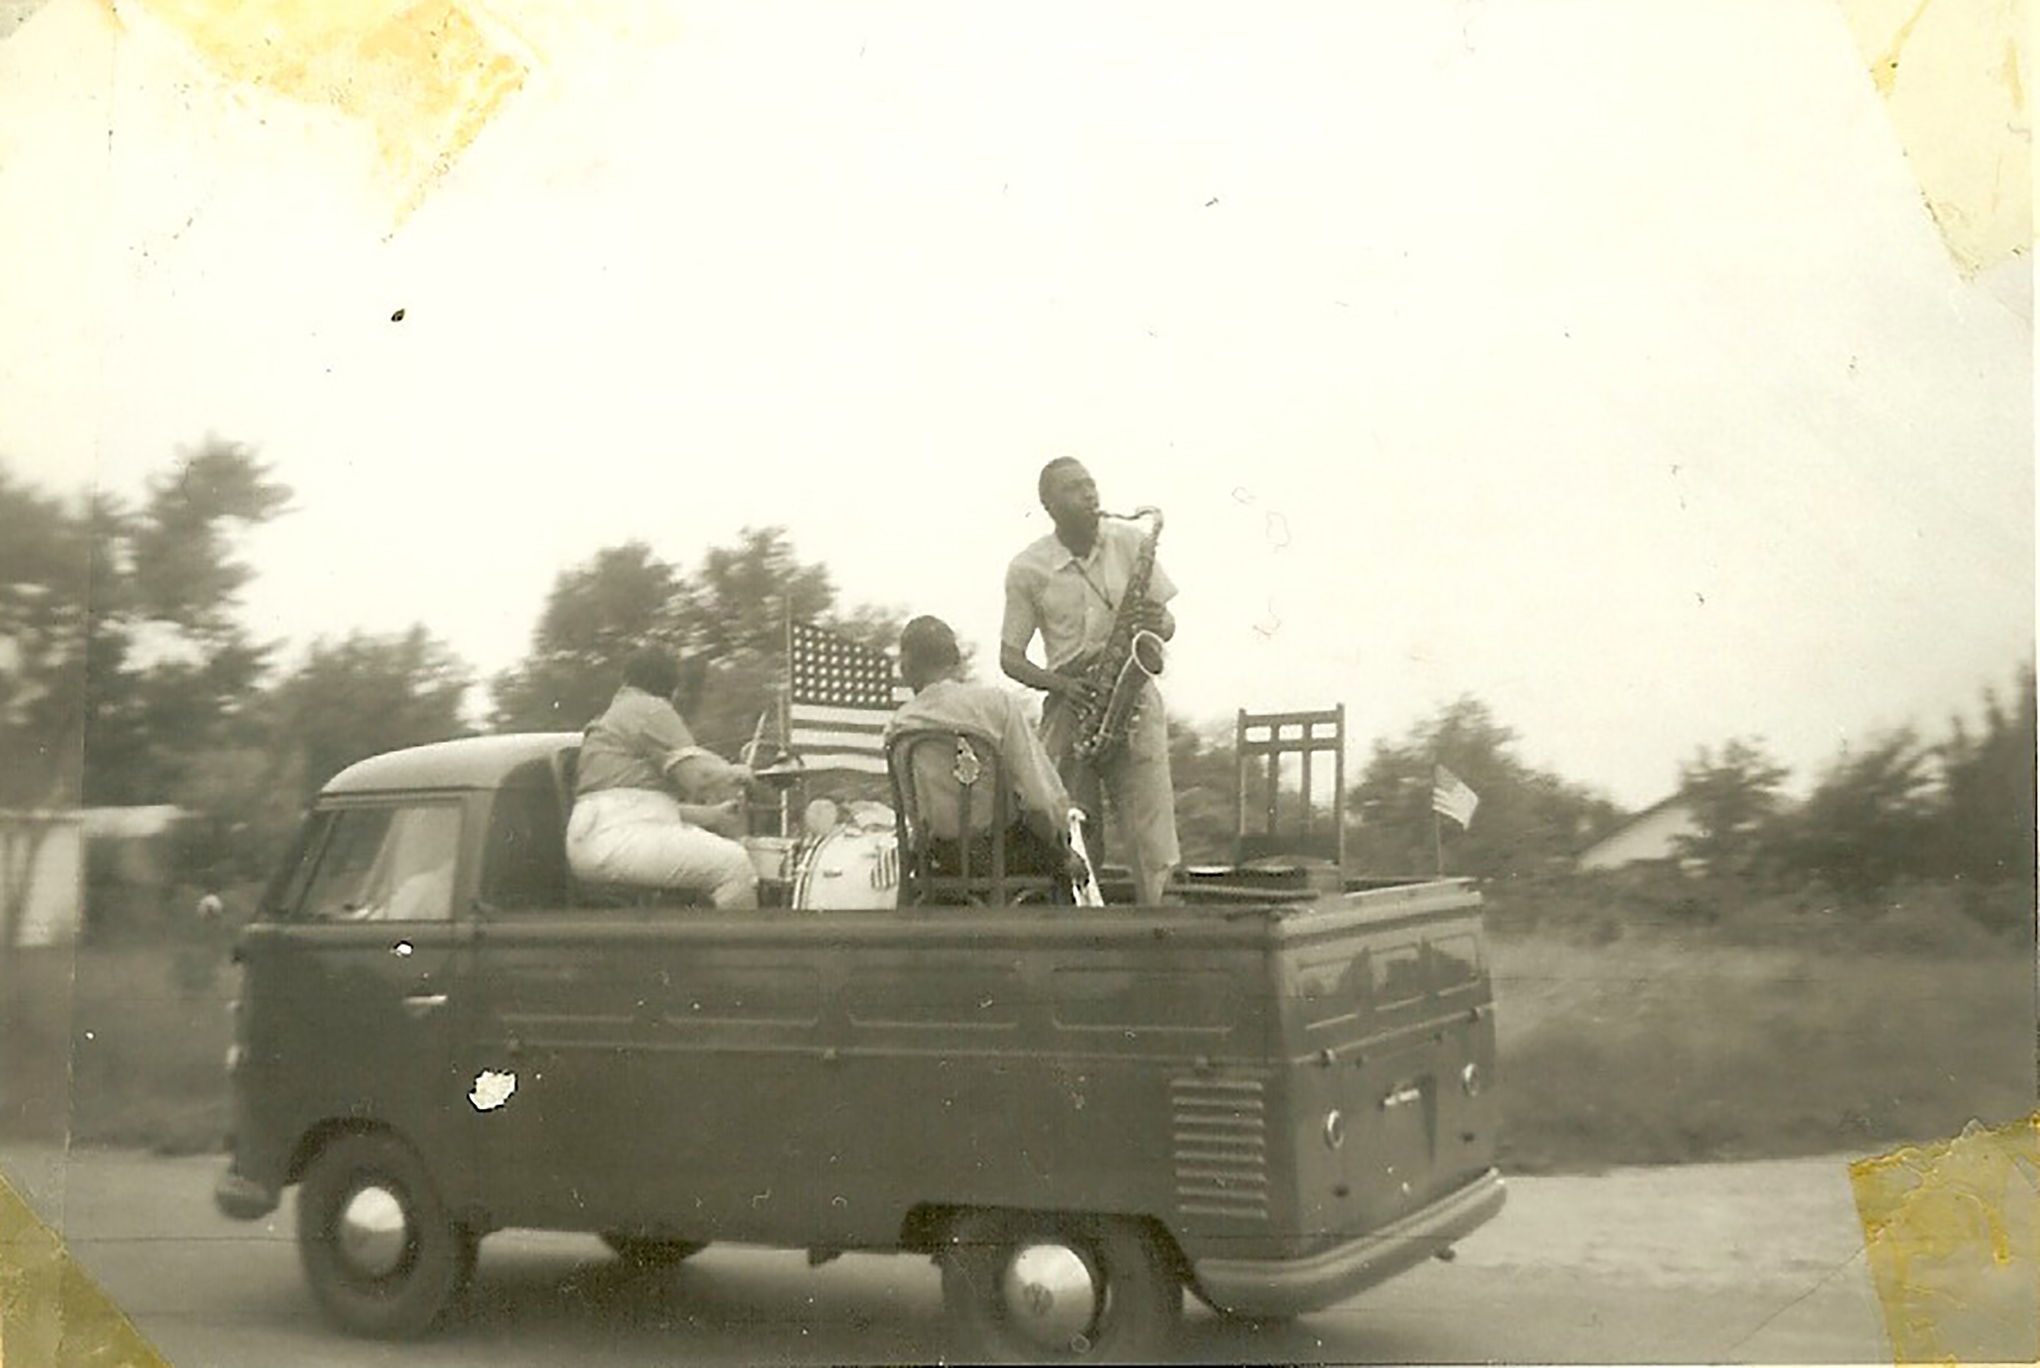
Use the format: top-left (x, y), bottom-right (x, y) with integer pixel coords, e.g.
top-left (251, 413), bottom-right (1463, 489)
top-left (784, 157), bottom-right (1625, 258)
top-left (1322, 1108), bottom-right (1346, 1149)
top-left (1461, 1062), bottom-right (1484, 1096)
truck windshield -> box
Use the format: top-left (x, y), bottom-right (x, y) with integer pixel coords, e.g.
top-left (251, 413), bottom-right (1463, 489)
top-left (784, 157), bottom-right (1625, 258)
top-left (291, 803), bottom-right (462, 922)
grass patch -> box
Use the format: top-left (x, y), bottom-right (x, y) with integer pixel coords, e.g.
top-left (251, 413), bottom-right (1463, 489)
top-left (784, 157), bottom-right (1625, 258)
top-left (1491, 931), bottom-right (2038, 1173)
top-left (0, 948), bottom-right (77, 1141)
top-left (73, 931), bottom-right (239, 1155)
top-left (0, 932), bottom-right (239, 1155)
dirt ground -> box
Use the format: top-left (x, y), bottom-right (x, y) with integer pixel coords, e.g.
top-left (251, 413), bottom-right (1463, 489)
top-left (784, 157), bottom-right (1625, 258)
top-left (0, 1145), bottom-right (1952, 1365)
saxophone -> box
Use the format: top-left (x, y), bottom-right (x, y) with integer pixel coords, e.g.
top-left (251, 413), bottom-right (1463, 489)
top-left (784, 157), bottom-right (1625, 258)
top-left (1070, 506), bottom-right (1166, 760)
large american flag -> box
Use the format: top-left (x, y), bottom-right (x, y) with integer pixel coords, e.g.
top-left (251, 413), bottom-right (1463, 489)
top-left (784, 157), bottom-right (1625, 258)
top-left (787, 621), bottom-right (911, 774)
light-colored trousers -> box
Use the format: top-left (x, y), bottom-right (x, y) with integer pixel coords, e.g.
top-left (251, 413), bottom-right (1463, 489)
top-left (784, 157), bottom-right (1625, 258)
top-left (566, 787), bottom-right (758, 909)
top-left (1042, 683), bottom-right (1180, 905)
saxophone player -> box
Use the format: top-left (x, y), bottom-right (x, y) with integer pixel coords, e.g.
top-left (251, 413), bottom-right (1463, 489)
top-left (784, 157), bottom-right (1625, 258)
top-left (1000, 457), bottom-right (1181, 905)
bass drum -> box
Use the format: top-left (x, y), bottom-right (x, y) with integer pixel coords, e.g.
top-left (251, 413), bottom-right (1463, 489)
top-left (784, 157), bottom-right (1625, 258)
top-left (792, 825), bottom-right (900, 911)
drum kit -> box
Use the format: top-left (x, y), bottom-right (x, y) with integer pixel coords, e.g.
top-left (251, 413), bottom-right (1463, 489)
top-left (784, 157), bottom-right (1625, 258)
top-left (741, 754), bottom-right (900, 911)
top-left (787, 805), bottom-right (900, 911)
top-left (745, 802), bottom-right (1101, 911)
top-left (738, 756), bottom-right (1101, 912)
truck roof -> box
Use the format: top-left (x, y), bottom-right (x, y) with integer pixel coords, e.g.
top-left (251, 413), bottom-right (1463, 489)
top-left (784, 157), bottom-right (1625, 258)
top-left (323, 732), bottom-right (581, 795)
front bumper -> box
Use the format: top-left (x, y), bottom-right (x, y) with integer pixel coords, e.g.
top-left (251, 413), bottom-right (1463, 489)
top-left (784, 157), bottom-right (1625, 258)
top-left (214, 1167), bottom-right (280, 1221)
top-left (1191, 1167), bottom-right (1506, 1318)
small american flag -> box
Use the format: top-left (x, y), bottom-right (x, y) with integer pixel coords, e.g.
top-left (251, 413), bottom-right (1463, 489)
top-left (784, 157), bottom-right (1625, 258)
top-left (1432, 764), bottom-right (1480, 830)
top-left (787, 621), bottom-right (912, 774)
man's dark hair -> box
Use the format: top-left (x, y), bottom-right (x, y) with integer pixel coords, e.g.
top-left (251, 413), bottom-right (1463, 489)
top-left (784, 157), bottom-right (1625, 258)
top-left (1037, 455), bottom-right (1085, 505)
top-left (899, 616), bottom-right (962, 674)
top-left (621, 645), bottom-right (682, 699)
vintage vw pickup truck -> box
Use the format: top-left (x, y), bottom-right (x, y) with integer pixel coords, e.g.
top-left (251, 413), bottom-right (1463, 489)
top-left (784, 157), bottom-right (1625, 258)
top-left (214, 733), bottom-right (1505, 1361)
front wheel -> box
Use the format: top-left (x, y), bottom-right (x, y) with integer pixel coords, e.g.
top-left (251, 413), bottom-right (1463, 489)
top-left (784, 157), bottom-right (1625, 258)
top-left (940, 1210), bottom-right (1182, 1363)
top-left (296, 1131), bottom-right (475, 1338)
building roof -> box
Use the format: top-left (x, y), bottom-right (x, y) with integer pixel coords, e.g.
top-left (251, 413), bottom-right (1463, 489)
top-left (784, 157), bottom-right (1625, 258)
top-left (1576, 793), bottom-right (1697, 868)
top-left (1610, 792), bottom-right (1691, 828)
top-left (324, 733), bottom-right (581, 795)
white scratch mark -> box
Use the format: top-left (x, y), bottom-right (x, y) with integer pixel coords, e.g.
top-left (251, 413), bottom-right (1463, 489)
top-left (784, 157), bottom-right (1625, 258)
top-left (469, 1069), bottom-right (516, 1111)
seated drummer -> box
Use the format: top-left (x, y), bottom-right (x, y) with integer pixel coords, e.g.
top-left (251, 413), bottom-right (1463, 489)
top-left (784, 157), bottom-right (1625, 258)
top-left (885, 616), bottom-right (1090, 898)
top-left (566, 644), bottom-right (759, 909)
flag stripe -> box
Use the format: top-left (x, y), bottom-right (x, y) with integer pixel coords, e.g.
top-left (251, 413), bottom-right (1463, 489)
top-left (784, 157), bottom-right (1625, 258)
top-left (788, 725), bottom-right (890, 751)
top-left (789, 704), bottom-right (900, 730)
top-left (790, 751), bottom-right (890, 775)
top-left (1432, 792), bottom-right (1477, 826)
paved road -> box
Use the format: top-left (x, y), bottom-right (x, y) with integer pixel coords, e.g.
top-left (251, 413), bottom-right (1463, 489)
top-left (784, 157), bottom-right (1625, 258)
top-left (5, 1146), bottom-right (1901, 1365)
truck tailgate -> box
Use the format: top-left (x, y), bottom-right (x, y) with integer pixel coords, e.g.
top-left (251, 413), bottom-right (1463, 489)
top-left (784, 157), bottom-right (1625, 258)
top-left (1278, 882), bottom-right (1499, 1243)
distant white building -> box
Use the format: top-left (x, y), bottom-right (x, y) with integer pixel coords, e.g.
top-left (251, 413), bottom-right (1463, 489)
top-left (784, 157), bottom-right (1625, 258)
top-left (0, 810), bottom-right (84, 948)
top-left (1576, 796), bottom-right (1700, 872)
top-left (0, 806), bottom-right (188, 949)
top-left (81, 804), bottom-right (183, 886)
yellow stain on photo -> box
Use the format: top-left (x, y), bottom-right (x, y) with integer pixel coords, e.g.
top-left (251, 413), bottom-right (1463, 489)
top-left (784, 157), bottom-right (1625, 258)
top-left (114, 0), bottom-right (531, 220)
top-left (1852, 1112), bottom-right (2040, 1364)
top-left (1836, 0), bottom-right (2030, 274)
top-left (0, 1167), bottom-right (169, 1368)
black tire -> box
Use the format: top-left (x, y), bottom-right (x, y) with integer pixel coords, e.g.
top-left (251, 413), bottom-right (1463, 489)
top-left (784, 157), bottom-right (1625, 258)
top-left (940, 1210), bottom-right (1182, 1363)
top-left (600, 1232), bottom-right (706, 1268)
top-left (295, 1131), bottom-right (475, 1338)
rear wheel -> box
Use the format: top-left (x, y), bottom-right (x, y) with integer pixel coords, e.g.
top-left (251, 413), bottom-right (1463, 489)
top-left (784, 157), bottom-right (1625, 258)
top-left (940, 1210), bottom-right (1181, 1363)
top-left (295, 1132), bottom-right (475, 1338)
top-left (599, 1232), bottom-right (706, 1268)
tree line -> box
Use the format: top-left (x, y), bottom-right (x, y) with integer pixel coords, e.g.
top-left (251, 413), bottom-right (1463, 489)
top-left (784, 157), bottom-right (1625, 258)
top-left (1306, 687), bottom-right (2034, 932)
top-left (0, 445), bottom-right (913, 919)
top-left (1, 443), bottom-right (2032, 938)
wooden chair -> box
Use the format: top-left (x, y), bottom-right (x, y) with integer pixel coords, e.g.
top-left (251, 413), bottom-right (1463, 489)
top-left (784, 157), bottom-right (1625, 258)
top-left (1234, 705), bottom-right (1347, 870)
top-left (886, 727), bottom-right (1062, 907)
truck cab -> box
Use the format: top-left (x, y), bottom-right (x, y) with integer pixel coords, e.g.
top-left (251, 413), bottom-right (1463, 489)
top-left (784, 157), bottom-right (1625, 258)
top-left (217, 734), bottom-right (1505, 1360)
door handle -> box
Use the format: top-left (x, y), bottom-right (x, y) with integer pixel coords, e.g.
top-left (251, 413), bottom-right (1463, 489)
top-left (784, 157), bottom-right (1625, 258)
top-left (402, 992), bottom-right (449, 1019)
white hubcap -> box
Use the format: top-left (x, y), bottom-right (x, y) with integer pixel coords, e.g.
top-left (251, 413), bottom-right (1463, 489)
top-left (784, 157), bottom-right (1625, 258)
top-left (337, 1184), bottom-right (410, 1278)
top-left (1000, 1241), bottom-right (1102, 1351)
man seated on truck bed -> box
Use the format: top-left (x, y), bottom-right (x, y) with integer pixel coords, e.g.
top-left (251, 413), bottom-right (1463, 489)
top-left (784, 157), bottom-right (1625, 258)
top-left (567, 645), bottom-right (760, 909)
top-left (886, 615), bottom-right (1090, 900)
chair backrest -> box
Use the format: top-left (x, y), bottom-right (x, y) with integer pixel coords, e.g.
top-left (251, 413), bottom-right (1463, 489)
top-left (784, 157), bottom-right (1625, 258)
top-left (887, 727), bottom-right (1050, 907)
top-left (890, 727), bottom-right (1004, 841)
top-left (1234, 705), bottom-right (1346, 868)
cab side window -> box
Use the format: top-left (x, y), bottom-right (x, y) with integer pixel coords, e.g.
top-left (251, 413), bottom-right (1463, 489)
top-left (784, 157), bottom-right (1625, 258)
top-left (292, 804), bottom-right (462, 922)
top-left (479, 783), bottom-right (568, 912)
top-left (262, 809), bottom-right (332, 918)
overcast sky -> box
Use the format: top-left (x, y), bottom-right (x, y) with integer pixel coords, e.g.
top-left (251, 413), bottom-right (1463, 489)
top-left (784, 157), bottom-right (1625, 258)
top-left (1, 0), bottom-right (2030, 809)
